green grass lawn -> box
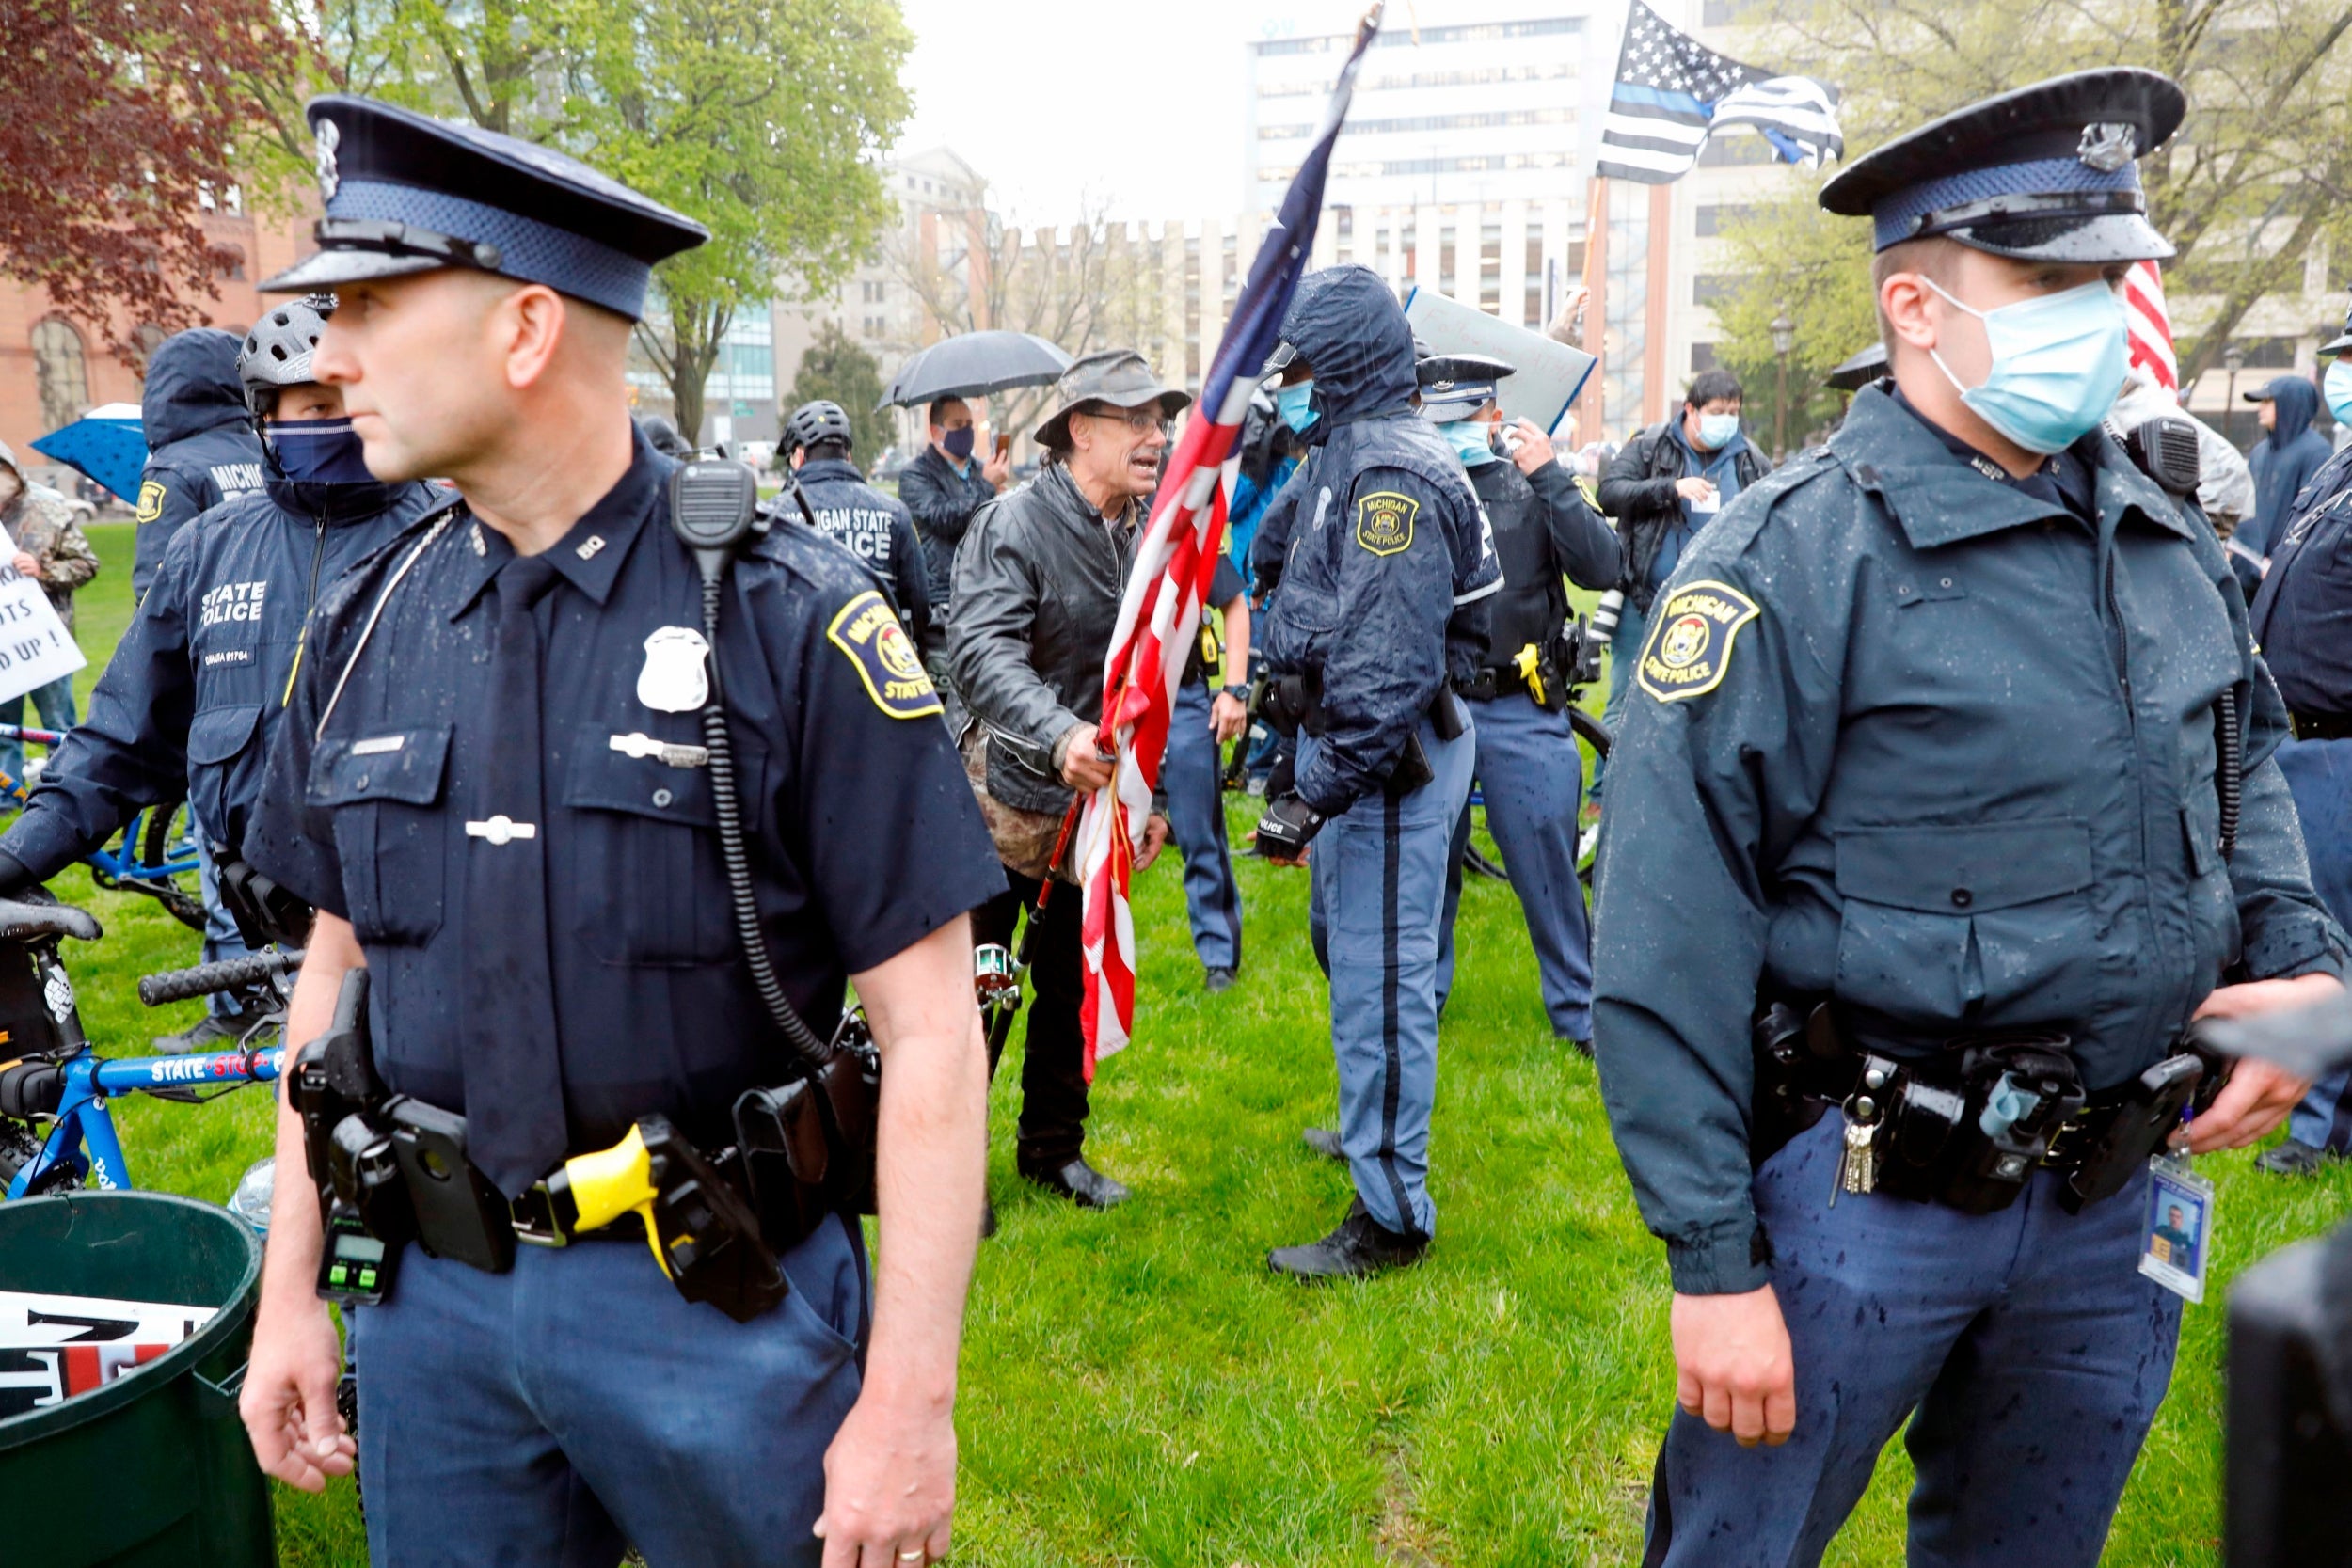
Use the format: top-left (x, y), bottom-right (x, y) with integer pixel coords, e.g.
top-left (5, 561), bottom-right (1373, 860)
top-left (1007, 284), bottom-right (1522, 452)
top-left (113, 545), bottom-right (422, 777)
top-left (35, 522), bottom-right (2352, 1564)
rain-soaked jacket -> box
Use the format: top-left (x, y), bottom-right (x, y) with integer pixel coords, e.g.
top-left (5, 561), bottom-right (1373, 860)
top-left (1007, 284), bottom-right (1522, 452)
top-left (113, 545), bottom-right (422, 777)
top-left (1593, 384), bottom-right (2346, 1296)
top-left (0, 439), bottom-right (100, 630)
top-left (135, 329), bottom-right (264, 600)
top-left (2, 461), bottom-right (439, 881)
top-left (787, 456), bottom-right (930, 650)
top-left (1257, 265), bottom-right (1500, 816)
top-left (2245, 375), bottom-right (2331, 569)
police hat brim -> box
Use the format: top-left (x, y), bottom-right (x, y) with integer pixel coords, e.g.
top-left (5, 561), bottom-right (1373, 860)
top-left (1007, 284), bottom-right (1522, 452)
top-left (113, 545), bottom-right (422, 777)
top-left (1931, 210), bottom-right (2175, 264)
top-left (260, 246), bottom-right (452, 295)
top-left (1419, 396), bottom-right (1495, 423)
top-left (2324, 331), bottom-right (2352, 356)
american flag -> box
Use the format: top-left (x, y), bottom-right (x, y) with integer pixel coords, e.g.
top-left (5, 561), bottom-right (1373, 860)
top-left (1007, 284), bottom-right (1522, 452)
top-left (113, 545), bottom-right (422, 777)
top-left (2122, 261), bottom-right (2179, 398)
top-left (1070, 9), bottom-right (1380, 1073)
top-left (1596, 0), bottom-right (1842, 183)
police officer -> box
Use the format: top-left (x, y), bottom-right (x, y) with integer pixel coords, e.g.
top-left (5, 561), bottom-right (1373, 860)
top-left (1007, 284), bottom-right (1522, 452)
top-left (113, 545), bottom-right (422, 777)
top-left (782, 398), bottom-right (931, 651)
top-left (0, 295), bottom-right (439, 1050)
top-left (1164, 549), bottom-right (1249, 990)
top-left (2245, 293), bottom-right (2352, 1175)
top-left (1254, 265), bottom-right (1499, 1278)
top-left (1595, 70), bottom-right (2346, 1564)
top-left (1420, 352), bottom-right (1621, 1049)
top-left (233, 96), bottom-right (1000, 1567)
top-left (135, 327), bottom-right (267, 600)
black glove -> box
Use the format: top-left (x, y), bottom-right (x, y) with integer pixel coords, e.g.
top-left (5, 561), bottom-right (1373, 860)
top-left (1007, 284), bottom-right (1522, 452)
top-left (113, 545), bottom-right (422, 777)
top-left (0, 850), bottom-right (35, 899)
top-left (1253, 793), bottom-right (1325, 859)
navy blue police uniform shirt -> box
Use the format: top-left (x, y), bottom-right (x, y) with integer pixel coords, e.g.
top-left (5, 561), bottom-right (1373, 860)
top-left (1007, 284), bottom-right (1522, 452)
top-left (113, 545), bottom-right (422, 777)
top-left (245, 432), bottom-right (1005, 1155)
top-left (2250, 445), bottom-right (2352, 719)
top-left (4, 479), bottom-right (440, 882)
top-left (1592, 383), bottom-right (2347, 1295)
top-left (785, 455), bottom-right (931, 649)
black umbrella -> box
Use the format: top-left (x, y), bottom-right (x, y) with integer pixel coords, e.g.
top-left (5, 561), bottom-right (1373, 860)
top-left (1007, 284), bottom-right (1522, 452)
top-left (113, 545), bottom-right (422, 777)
top-left (1824, 342), bottom-right (1887, 394)
top-left (879, 331), bottom-right (1073, 411)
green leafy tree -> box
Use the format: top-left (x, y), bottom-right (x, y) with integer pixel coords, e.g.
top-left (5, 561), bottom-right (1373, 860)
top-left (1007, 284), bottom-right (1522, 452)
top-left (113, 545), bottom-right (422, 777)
top-left (242, 0), bottom-right (912, 438)
top-left (1710, 0), bottom-right (2352, 422)
top-left (786, 320), bottom-right (890, 464)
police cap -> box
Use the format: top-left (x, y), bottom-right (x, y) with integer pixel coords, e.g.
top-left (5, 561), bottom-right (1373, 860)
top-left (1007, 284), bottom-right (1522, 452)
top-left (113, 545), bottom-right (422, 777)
top-left (260, 95), bottom-right (707, 322)
top-left (2322, 291), bottom-right (2352, 356)
top-left (1819, 69), bottom-right (2184, 262)
top-left (1416, 352), bottom-right (1515, 422)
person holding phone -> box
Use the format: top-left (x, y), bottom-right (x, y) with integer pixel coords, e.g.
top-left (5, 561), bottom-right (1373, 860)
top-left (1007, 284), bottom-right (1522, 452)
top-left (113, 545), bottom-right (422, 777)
top-left (1592, 369), bottom-right (1768, 800)
top-left (900, 395), bottom-right (1009, 630)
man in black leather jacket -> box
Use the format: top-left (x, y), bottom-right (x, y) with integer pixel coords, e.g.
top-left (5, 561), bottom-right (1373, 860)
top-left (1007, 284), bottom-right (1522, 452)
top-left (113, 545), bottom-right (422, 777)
top-left (948, 350), bottom-right (1184, 1209)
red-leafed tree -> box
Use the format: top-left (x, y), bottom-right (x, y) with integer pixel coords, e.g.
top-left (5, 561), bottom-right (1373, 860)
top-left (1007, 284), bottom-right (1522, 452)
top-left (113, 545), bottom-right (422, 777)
top-left (0, 0), bottom-right (316, 362)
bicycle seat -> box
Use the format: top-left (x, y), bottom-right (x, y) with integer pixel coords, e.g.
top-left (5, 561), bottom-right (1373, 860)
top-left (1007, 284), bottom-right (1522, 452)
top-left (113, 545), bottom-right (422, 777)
top-left (0, 897), bottom-right (102, 944)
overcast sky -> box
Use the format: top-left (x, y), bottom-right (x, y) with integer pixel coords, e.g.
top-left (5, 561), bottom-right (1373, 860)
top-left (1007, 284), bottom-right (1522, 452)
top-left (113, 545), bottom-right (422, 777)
top-left (891, 0), bottom-right (1374, 222)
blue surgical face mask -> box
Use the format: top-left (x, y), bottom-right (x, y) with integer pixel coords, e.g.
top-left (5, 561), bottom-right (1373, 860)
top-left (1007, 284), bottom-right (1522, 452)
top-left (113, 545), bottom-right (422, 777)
top-left (2324, 359), bottom-right (2352, 427)
top-left (1925, 277), bottom-right (2129, 456)
top-left (940, 425), bottom-right (976, 462)
top-left (1695, 411), bottom-right (1740, 451)
top-left (266, 418), bottom-right (377, 484)
top-left (1274, 381), bottom-right (1319, 435)
top-left (1439, 420), bottom-right (1499, 467)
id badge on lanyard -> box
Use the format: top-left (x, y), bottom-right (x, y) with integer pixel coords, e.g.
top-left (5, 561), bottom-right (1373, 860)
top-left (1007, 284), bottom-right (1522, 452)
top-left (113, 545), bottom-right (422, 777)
top-left (2138, 1152), bottom-right (2216, 1304)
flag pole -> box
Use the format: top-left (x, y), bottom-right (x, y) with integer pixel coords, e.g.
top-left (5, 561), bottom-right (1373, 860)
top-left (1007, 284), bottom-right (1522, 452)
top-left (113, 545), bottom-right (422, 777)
top-left (1580, 174), bottom-right (1609, 447)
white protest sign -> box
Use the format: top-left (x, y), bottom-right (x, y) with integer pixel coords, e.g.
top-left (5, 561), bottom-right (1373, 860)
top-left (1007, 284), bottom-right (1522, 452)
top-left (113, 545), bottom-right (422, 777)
top-left (1402, 287), bottom-right (1599, 437)
top-left (0, 531), bottom-right (88, 706)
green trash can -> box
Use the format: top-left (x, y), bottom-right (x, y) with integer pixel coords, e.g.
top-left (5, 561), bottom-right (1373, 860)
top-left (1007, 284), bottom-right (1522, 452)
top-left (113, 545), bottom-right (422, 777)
top-left (0, 1191), bottom-right (273, 1564)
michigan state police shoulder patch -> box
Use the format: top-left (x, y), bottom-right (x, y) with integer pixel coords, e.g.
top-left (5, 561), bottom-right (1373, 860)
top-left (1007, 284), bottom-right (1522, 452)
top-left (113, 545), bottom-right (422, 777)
top-left (826, 589), bottom-right (942, 720)
top-left (135, 480), bottom-right (167, 525)
top-left (1354, 490), bottom-right (1419, 556)
top-left (1636, 579), bottom-right (1760, 704)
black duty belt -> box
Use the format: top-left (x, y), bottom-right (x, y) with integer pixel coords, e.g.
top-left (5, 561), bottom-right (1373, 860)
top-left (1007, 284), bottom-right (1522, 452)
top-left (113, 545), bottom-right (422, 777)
top-left (1455, 666), bottom-right (1524, 704)
top-left (2292, 710), bottom-right (2352, 742)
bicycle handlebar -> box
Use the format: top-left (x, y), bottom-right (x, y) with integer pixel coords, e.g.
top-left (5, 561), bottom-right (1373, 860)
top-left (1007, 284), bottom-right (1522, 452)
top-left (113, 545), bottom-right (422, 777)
top-left (137, 948), bottom-right (304, 1007)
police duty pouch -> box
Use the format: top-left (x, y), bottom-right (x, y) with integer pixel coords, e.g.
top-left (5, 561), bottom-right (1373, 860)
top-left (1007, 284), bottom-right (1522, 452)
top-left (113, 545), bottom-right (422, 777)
top-left (388, 1098), bottom-right (517, 1275)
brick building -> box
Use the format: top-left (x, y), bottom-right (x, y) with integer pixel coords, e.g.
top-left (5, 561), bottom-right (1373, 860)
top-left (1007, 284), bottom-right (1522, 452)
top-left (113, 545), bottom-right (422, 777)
top-left (0, 199), bottom-right (317, 495)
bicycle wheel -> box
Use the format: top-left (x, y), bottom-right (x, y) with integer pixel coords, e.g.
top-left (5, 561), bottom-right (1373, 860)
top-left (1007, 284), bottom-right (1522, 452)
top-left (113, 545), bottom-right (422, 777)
top-left (0, 1120), bottom-right (77, 1196)
top-left (121, 801), bottom-right (208, 932)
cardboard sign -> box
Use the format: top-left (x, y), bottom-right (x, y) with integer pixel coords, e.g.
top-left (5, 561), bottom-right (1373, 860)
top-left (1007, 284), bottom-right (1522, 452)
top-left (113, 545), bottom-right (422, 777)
top-left (0, 1289), bottom-right (215, 1416)
top-left (1402, 288), bottom-right (1599, 437)
top-left (0, 536), bottom-right (87, 706)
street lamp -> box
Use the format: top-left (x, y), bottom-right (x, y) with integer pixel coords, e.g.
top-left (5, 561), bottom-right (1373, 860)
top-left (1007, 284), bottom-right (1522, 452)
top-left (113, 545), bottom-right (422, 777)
top-left (2223, 342), bottom-right (2246, 449)
top-left (1770, 307), bottom-right (1796, 461)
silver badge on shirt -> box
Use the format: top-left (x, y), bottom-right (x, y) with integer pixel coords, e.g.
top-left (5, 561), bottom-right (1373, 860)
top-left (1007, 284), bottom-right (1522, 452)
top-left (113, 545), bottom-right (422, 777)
top-left (637, 626), bottom-right (710, 713)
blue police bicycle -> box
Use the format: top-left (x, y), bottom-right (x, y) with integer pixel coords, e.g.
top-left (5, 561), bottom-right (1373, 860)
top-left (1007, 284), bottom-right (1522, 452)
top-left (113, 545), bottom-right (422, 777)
top-left (0, 722), bottom-right (208, 933)
top-left (0, 895), bottom-right (296, 1200)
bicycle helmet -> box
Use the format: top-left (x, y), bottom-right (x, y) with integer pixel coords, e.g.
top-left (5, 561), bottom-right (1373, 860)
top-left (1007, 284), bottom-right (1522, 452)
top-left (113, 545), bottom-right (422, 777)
top-left (239, 294), bottom-right (337, 419)
top-left (784, 399), bottom-right (853, 456)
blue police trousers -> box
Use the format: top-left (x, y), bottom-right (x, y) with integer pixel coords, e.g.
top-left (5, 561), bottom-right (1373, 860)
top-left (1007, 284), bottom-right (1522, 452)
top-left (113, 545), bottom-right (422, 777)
top-left (2274, 738), bottom-right (2352, 1151)
top-left (1437, 693), bottom-right (1594, 1041)
top-left (1303, 708), bottom-right (1475, 1238)
top-left (1165, 680), bottom-right (1242, 971)
top-left (350, 1212), bottom-right (869, 1567)
top-left (1644, 1116), bottom-right (2182, 1568)
top-left (1591, 595), bottom-right (1646, 803)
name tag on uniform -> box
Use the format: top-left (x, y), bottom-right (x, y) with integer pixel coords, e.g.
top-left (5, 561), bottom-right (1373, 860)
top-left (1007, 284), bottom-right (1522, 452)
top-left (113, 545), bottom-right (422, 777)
top-left (351, 735), bottom-right (406, 756)
top-left (609, 732), bottom-right (709, 768)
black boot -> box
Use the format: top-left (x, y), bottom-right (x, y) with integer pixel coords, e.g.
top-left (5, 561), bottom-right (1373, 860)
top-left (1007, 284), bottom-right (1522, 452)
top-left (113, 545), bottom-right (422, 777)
top-left (1267, 1199), bottom-right (1427, 1280)
top-left (2255, 1138), bottom-right (2333, 1176)
top-left (1019, 1155), bottom-right (1131, 1209)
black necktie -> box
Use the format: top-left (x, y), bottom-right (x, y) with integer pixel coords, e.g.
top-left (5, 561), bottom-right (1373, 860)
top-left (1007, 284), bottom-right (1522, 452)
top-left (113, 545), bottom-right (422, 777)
top-left (463, 552), bottom-right (566, 1197)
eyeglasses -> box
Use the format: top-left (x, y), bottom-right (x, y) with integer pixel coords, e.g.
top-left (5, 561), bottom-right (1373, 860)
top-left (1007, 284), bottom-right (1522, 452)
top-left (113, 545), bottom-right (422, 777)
top-left (1079, 404), bottom-right (1171, 435)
